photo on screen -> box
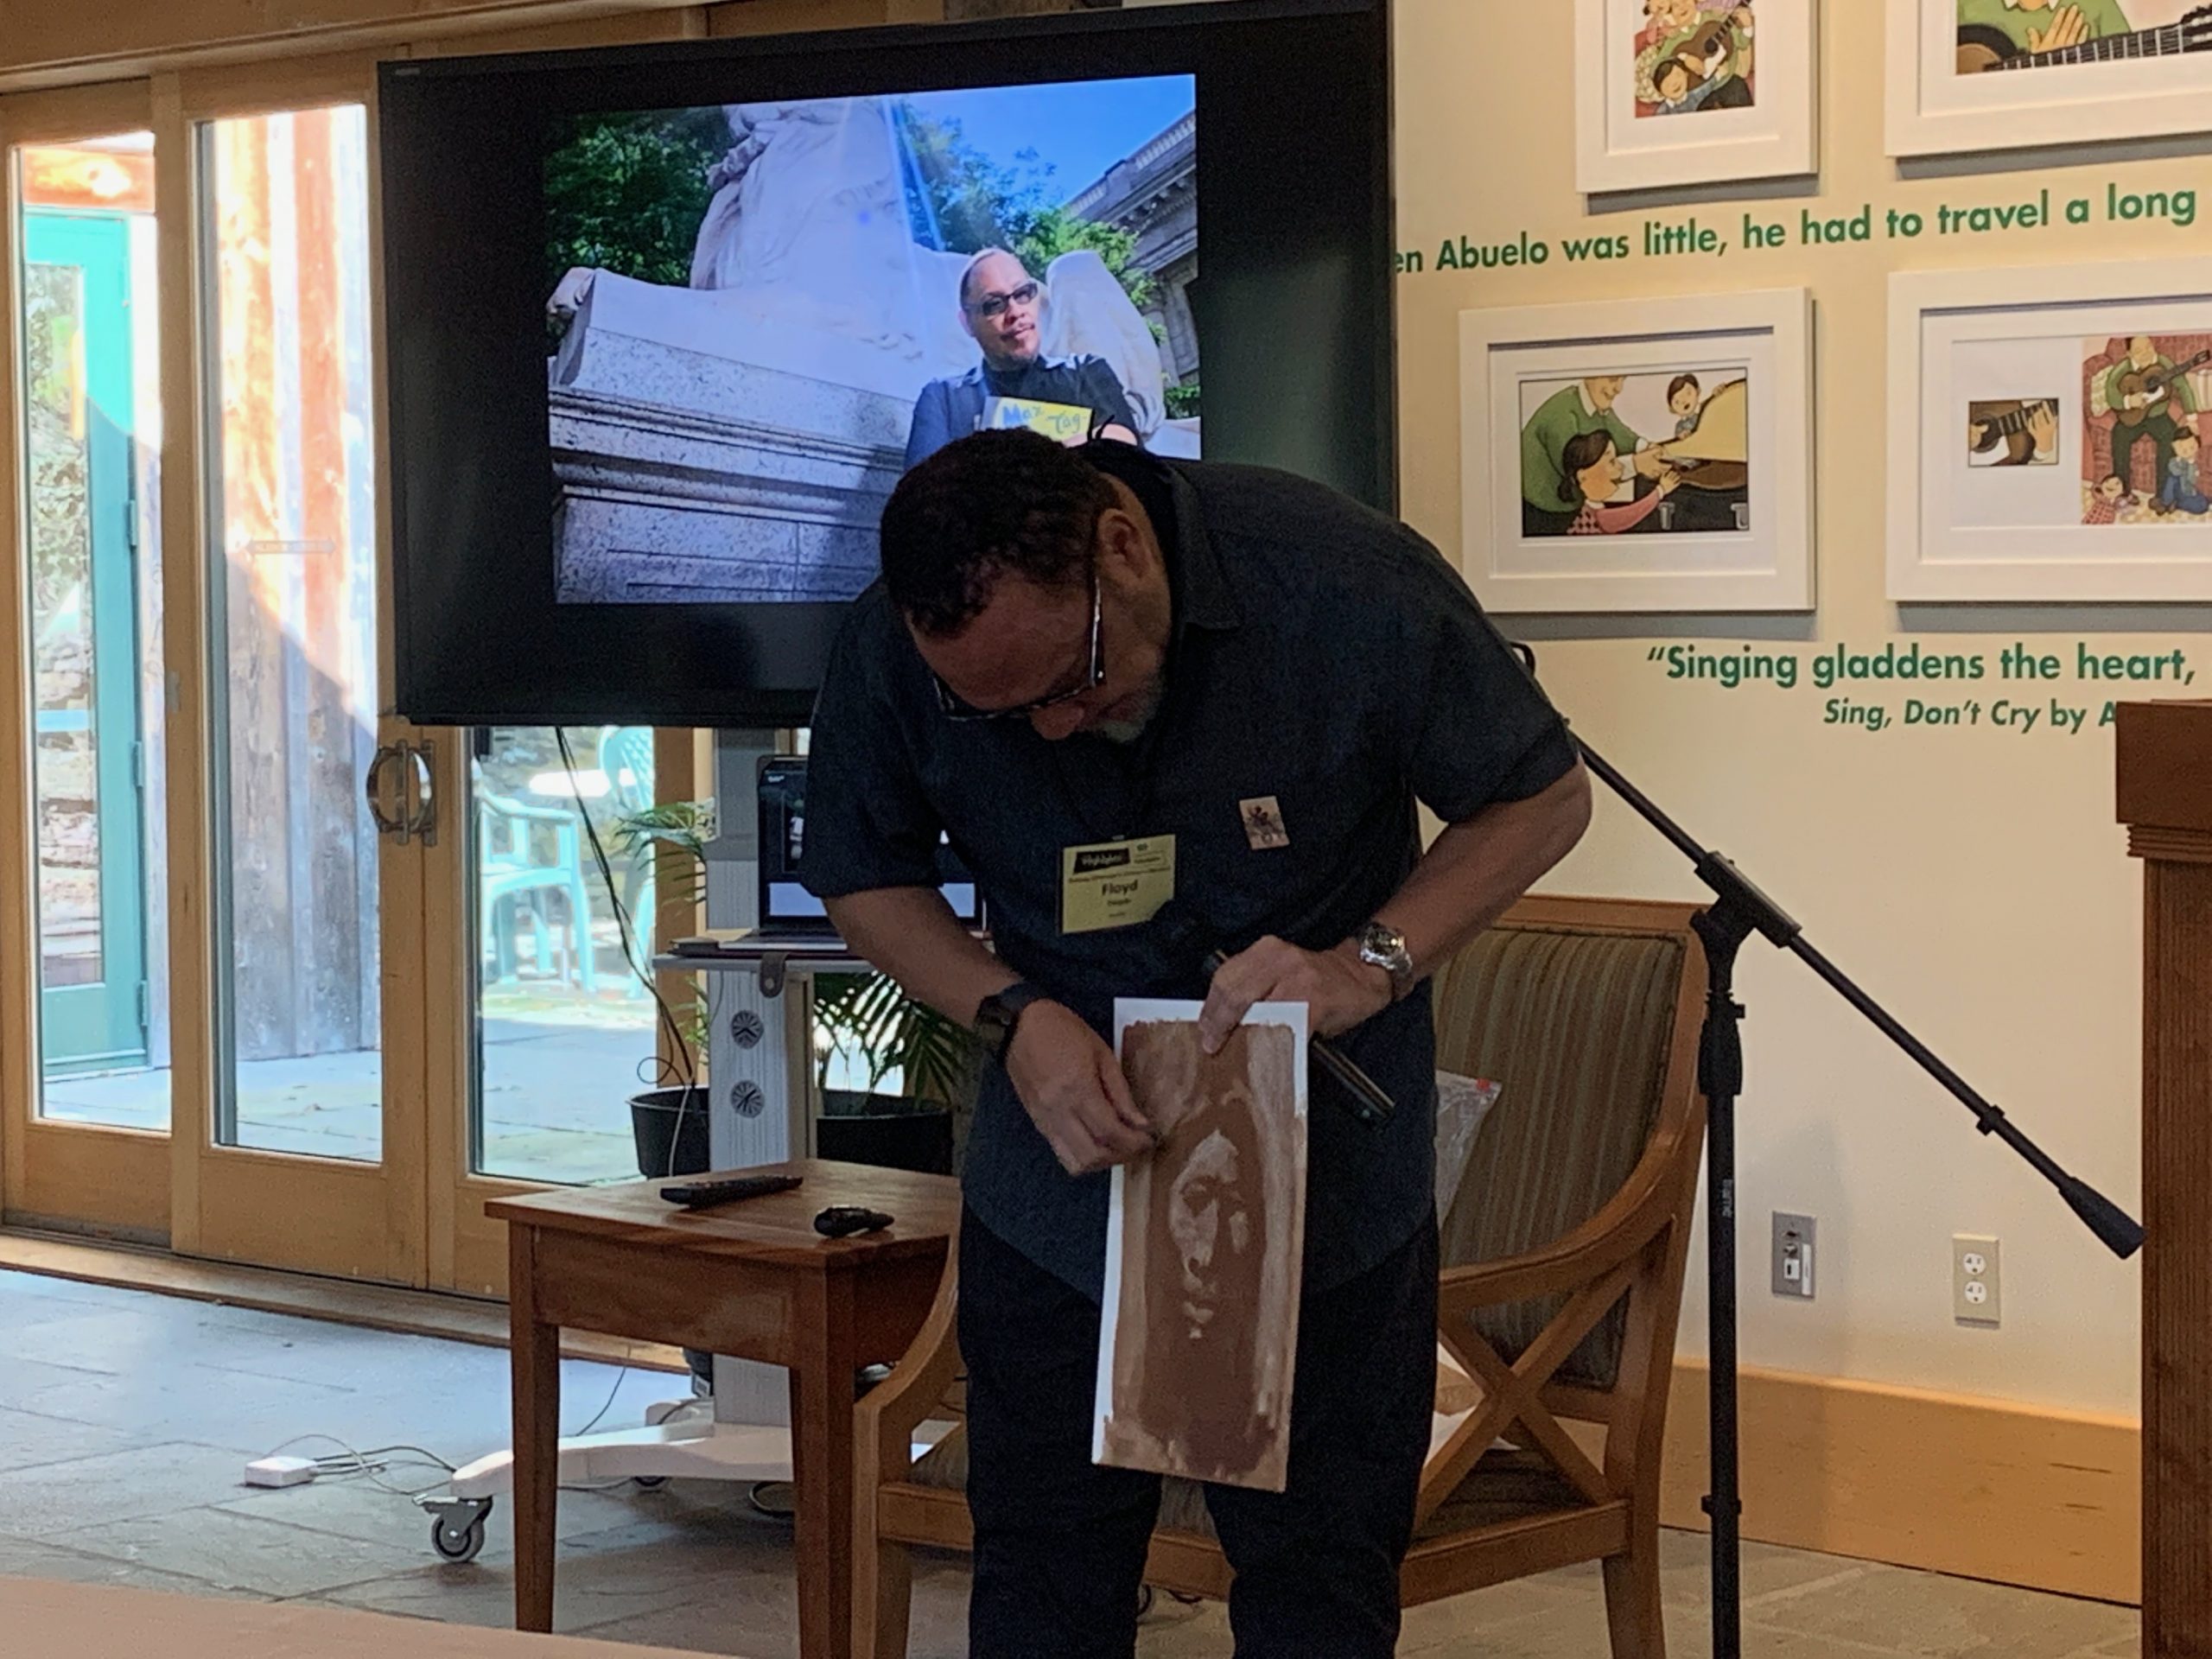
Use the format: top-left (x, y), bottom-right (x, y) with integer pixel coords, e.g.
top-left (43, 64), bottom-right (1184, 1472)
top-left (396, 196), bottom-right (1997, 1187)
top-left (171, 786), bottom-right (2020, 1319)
top-left (543, 76), bottom-right (1199, 606)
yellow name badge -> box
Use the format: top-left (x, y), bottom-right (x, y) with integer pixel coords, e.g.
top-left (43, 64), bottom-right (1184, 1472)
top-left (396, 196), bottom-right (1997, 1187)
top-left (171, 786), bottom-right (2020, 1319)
top-left (1060, 836), bottom-right (1177, 935)
top-left (982, 395), bottom-right (1092, 445)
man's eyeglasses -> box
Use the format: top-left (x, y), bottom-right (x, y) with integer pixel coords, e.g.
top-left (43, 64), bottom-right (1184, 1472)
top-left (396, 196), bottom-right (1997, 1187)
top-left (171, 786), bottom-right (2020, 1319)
top-left (933, 573), bottom-right (1103, 722)
top-left (963, 280), bottom-right (1040, 321)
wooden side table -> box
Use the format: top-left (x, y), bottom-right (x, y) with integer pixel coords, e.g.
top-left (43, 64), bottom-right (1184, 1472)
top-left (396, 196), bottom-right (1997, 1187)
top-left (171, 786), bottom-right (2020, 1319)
top-left (489, 1160), bottom-right (961, 1659)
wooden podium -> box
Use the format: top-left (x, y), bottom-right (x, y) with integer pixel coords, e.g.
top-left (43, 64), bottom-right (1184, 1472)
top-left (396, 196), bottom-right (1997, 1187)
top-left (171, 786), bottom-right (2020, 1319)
top-left (2116, 699), bottom-right (2212, 1656)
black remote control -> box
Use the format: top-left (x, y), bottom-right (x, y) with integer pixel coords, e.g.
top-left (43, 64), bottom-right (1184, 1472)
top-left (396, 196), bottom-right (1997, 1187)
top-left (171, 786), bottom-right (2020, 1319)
top-left (659, 1173), bottom-right (803, 1210)
top-left (814, 1205), bottom-right (893, 1239)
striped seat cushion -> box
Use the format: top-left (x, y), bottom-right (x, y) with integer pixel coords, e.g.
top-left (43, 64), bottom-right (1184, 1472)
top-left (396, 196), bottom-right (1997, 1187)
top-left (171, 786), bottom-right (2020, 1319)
top-left (1431, 925), bottom-right (1684, 1390)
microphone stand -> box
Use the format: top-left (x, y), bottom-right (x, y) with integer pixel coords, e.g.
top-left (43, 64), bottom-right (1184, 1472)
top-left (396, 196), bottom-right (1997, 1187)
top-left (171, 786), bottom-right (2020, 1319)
top-left (1510, 644), bottom-right (2142, 1659)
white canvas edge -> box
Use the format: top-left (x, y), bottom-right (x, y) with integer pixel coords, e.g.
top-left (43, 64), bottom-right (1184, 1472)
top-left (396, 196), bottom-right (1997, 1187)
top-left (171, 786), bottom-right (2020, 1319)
top-left (1576, 0), bottom-right (1818, 194)
top-left (1886, 258), bottom-right (2212, 601)
top-left (1885, 0), bottom-right (2212, 156)
top-left (1092, 997), bottom-right (1311, 1468)
top-left (1459, 287), bottom-right (1815, 613)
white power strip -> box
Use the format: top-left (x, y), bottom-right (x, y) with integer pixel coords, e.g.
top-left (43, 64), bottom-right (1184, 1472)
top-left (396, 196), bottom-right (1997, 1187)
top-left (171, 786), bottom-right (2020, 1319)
top-left (245, 1454), bottom-right (320, 1489)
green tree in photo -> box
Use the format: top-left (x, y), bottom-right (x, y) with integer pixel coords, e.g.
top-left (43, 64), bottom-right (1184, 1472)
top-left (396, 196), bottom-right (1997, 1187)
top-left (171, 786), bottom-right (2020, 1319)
top-left (543, 107), bottom-right (732, 290)
top-left (897, 105), bottom-right (1153, 314)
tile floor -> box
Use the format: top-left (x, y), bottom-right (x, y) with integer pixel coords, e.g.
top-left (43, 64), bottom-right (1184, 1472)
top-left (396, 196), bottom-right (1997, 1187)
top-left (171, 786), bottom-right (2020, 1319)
top-left (0, 1268), bottom-right (2141, 1657)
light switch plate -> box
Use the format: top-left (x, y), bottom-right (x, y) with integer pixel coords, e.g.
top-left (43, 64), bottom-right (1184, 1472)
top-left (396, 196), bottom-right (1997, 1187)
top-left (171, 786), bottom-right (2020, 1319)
top-left (1772, 1212), bottom-right (1815, 1300)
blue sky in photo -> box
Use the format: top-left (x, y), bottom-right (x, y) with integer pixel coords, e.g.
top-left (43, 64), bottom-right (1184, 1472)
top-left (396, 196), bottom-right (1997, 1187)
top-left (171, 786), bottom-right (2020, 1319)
top-left (902, 75), bottom-right (1195, 206)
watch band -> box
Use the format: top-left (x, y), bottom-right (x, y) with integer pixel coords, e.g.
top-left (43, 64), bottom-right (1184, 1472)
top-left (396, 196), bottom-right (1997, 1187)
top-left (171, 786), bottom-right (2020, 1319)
top-left (1357, 921), bottom-right (1417, 1002)
top-left (975, 982), bottom-right (1046, 1065)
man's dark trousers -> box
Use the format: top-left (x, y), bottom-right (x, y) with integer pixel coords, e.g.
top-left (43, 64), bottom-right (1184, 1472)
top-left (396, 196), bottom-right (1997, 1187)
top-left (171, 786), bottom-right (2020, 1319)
top-left (958, 1207), bottom-right (1440, 1658)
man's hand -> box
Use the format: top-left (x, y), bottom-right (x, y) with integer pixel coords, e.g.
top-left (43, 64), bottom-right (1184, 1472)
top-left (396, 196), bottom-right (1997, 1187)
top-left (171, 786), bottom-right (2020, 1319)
top-left (1005, 1000), bottom-right (1159, 1178)
top-left (1197, 935), bottom-right (1392, 1054)
top-left (2027, 401), bottom-right (2059, 460)
top-left (2028, 4), bottom-right (2090, 52)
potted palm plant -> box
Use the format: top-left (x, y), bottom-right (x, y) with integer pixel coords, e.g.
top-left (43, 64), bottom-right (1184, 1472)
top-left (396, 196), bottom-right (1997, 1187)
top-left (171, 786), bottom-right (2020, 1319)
top-left (811, 969), bottom-right (976, 1175)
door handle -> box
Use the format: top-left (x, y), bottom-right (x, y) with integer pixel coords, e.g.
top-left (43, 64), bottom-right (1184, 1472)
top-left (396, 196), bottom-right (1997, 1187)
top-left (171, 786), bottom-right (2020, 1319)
top-left (366, 739), bottom-right (438, 847)
top-left (405, 737), bottom-right (438, 849)
top-left (365, 742), bottom-right (410, 842)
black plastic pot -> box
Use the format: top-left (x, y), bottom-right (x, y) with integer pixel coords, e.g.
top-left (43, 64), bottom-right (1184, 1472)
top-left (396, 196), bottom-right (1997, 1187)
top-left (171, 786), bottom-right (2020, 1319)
top-left (630, 1086), bottom-right (712, 1181)
top-left (817, 1090), bottom-right (954, 1176)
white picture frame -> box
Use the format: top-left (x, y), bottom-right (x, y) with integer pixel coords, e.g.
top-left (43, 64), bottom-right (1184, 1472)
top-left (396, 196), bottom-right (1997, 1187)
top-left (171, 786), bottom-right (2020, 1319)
top-left (1886, 0), bottom-right (2212, 157)
top-left (1459, 288), bottom-right (1815, 614)
top-left (1574, 0), bottom-right (1817, 194)
top-left (1888, 259), bottom-right (2212, 602)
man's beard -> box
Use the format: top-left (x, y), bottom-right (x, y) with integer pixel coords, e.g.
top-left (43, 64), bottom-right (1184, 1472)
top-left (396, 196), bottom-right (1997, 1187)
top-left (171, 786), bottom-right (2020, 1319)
top-left (1090, 678), bottom-right (1164, 746)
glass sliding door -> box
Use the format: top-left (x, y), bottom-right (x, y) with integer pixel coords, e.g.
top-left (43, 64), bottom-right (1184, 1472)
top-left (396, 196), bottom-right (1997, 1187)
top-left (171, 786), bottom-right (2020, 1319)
top-left (3, 106), bottom-right (172, 1239)
top-left (177, 92), bottom-right (426, 1283)
top-left (203, 105), bottom-right (383, 1163)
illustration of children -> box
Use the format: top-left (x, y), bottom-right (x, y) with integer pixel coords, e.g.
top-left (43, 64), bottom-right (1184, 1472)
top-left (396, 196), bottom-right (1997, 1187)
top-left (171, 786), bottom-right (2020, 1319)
top-left (1668, 373), bottom-right (1703, 438)
top-left (1652, 56), bottom-right (1717, 112)
top-left (1560, 429), bottom-right (1681, 535)
top-left (2083, 472), bottom-right (2128, 525)
top-left (1637, 0), bottom-right (1756, 112)
top-left (2160, 426), bottom-right (2209, 515)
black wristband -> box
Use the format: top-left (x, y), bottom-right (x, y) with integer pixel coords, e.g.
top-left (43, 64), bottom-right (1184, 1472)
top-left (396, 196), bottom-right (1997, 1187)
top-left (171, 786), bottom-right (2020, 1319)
top-left (974, 982), bottom-right (1047, 1065)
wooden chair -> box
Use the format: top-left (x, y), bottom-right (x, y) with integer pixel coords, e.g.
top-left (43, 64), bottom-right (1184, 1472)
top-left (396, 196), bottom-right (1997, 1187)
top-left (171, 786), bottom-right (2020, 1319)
top-left (852, 894), bottom-right (1708, 1659)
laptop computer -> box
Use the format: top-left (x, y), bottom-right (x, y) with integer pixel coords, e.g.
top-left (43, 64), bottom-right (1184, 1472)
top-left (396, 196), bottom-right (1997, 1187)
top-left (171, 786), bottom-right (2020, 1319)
top-left (750, 754), bottom-right (982, 944)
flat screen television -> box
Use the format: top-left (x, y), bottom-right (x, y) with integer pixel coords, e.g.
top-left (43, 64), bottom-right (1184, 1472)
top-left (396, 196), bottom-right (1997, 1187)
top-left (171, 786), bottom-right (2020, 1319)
top-left (379, 0), bottom-right (1394, 726)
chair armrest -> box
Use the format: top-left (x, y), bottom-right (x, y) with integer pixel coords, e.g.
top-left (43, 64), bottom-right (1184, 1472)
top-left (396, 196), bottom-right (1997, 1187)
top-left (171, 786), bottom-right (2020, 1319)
top-left (855, 1249), bottom-right (964, 1475)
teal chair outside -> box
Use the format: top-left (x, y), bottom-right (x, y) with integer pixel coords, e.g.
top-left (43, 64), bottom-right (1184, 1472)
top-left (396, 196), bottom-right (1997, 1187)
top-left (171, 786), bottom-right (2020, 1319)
top-left (598, 727), bottom-right (658, 993)
top-left (479, 791), bottom-right (597, 995)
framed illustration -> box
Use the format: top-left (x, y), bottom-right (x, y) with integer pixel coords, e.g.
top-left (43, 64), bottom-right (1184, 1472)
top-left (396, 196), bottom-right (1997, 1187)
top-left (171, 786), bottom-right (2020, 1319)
top-left (1097, 1001), bottom-right (1307, 1493)
top-left (1574, 0), bottom-right (1817, 193)
top-left (1459, 289), bottom-right (1814, 613)
top-left (1888, 260), bottom-right (2212, 601)
top-left (1886, 0), bottom-right (2212, 156)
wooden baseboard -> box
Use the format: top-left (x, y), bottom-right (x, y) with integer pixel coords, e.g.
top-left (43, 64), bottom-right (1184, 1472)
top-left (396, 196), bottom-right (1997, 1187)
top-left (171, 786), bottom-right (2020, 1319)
top-left (0, 1227), bottom-right (688, 1375)
top-left (1661, 1360), bottom-right (2139, 1605)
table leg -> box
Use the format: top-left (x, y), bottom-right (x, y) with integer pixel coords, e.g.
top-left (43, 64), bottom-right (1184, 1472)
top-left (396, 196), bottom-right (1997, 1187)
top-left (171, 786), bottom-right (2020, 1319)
top-left (510, 1224), bottom-right (561, 1633)
top-left (791, 1271), bottom-right (859, 1659)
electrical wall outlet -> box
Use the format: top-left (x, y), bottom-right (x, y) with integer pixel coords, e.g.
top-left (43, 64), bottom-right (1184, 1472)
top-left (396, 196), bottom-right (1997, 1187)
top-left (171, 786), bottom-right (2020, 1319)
top-left (1771, 1212), bottom-right (1815, 1300)
top-left (1953, 1234), bottom-right (2000, 1326)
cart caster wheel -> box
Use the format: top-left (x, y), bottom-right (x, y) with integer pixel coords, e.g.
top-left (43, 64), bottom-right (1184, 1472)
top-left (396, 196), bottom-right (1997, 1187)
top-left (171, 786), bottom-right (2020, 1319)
top-left (633, 1476), bottom-right (669, 1491)
top-left (430, 1511), bottom-right (487, 1564)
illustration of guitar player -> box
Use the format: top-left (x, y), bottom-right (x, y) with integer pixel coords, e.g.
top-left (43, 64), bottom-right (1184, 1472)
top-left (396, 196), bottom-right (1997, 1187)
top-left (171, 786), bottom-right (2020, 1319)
top-left (2091, 334), bottom-right (2211, 504)
top-left (1967, 398), bottom-right (2061, 467)
top-left (1955, 0), bottom-right (2212, 73)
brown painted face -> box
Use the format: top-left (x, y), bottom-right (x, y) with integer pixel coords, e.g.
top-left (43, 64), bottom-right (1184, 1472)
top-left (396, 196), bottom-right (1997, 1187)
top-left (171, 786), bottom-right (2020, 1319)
top-left (1166, 1094), bottom-right (1259, 1334)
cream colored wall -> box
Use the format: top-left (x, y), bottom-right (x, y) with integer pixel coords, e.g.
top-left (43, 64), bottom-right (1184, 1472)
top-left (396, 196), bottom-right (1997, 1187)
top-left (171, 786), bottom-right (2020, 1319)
top-left (1394, 0), bottom-right (2208, 1420)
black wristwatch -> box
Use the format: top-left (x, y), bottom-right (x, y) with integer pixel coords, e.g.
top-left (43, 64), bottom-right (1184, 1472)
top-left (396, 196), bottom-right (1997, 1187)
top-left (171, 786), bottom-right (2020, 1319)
top-left (975, 982), bottom-right (1048, 1065)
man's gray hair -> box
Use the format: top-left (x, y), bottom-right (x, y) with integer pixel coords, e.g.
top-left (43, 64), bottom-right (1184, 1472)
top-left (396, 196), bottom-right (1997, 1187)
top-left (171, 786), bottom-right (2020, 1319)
top-left (959, 246), bottom-right (1034, 308)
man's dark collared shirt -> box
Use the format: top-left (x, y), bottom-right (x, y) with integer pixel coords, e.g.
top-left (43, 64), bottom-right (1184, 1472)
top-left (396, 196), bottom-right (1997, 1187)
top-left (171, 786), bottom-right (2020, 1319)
top-left (905, 354), bottom-right (1140, 469)
top-left (801, 447), bottom-right (1578, 1300)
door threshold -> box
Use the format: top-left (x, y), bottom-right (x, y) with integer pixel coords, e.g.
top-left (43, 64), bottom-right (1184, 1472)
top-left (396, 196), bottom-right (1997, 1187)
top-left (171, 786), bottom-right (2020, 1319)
top-left (0, 1225), bottom-right (686, 1373)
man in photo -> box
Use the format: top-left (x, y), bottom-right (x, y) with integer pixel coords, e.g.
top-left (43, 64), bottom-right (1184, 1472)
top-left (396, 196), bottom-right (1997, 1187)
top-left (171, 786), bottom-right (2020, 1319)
top-left (905, 248), bottom-right (1142, 468)
top-left (1521, 374), bottom-right (1673, 535)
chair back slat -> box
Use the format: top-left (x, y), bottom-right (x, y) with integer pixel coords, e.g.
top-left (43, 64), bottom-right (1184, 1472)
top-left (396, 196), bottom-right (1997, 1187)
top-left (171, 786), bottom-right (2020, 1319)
top-left (1431, 918), bottom-right (1688, 1389)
